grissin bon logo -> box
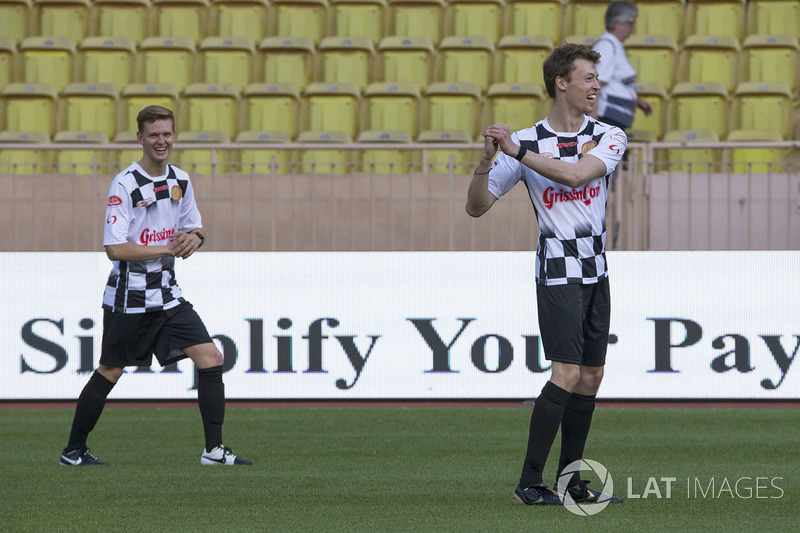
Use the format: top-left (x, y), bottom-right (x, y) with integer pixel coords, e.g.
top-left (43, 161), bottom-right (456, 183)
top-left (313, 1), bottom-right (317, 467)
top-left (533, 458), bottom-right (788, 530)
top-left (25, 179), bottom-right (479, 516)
top-left (140, 227), bottom-right (175, 245)
top-left (542, 184), bottom-right (601, 210)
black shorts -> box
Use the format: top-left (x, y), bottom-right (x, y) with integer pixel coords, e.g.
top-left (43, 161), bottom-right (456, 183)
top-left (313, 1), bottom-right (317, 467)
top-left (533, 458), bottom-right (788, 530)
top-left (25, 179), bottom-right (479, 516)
top-left (99, 301), bottom-right (214, 368)
top-left (536, 277), bottom-right (611, 367)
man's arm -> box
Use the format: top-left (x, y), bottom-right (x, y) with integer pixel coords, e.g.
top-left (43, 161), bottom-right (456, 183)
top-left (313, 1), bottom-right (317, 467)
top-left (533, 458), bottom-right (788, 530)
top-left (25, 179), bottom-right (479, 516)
top-left (465, 136), bottom-right (500, 217)
top-left (105, 230), bottom-right (202, 261)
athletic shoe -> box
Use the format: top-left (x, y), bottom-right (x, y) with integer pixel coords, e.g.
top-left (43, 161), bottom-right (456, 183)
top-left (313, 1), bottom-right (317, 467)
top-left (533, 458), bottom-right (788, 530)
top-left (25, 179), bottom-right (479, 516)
top-left (59, 447), bottom-right (107, 466)
top-left (512, 484), bottom-right (563, 505)
top-left (200, 445), bottom-right (252, 466)
top-left (563, 480), bottom-right (623, 504)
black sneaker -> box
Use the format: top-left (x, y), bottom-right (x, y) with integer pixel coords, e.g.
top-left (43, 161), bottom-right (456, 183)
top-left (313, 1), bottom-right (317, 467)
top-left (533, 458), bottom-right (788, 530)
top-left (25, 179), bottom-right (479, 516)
top-left (200, 445), bottom-right (252, 466)
top-left (512, 484), bottom-right (564, 505)
top-left (59, 447), bottom-right (107, 466)
top-left (565, 480), bottom-right (623, 504)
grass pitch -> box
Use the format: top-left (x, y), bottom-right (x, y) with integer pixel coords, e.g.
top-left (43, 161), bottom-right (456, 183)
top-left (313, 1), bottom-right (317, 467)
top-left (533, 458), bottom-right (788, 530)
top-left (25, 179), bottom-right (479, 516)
top-left (1, 405), bottom-right (797, 532)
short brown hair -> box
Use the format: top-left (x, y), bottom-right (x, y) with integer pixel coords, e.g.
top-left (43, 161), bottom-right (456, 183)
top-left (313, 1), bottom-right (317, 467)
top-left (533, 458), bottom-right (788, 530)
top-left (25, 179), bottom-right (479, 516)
top-left (136, 105), bottom-right (175, 133)
top-left (542, 43), bottom-right (601, 98)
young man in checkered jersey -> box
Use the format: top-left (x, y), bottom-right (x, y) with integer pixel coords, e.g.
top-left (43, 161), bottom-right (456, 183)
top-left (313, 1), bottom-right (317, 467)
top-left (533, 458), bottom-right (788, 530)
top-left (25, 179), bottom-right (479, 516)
top-left (467, 43), bottom-right (627, 505)
top-left (59, 105), bottom-right (250, 467)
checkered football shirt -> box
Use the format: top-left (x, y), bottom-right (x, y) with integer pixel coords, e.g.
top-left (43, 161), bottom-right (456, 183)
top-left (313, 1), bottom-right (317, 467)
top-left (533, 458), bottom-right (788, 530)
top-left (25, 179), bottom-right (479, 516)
top-left (102, 162), bottom-right (202, 313)
top-left (488, 116), bottom-right (627, 286)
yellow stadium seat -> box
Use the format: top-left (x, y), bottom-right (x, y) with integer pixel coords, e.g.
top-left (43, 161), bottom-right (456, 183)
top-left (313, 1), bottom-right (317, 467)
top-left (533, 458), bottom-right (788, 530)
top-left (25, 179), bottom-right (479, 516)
top-left (329, 0), bottom-right (387, 44)
top-left (241, 82), bottom-right (302, 139)
top-left (235, 130), bottom-right (295, 174)
top-left (747, 0), bottom-right (800, 41)
top-left (423, 81), bottom-right (482, 137)
top-left (678, 35), bottom-right (740, 92)
top-left (297, 130), bottom-right (354, 175)
top-left (625, 34), bottom-right (678, 91)
top-left (483, 83), bottom-right (544, 134)
top-left (661, 129), bottom-right (721, 173)
top-left (685, 0), bottom-right (746, 41)
top-left (0, 0), bottom-right (32, 45)
top-left (741, 34), bottom-right (799, 93)
top-left (33, 0), bottom-right (90, 42)
top-left (258, 37), bottom-right (316, 90)
top-left (436, 36), bottom-right (494, 92)
top-left (376, 36), bottom-right (435, 91)
top-left (91, 0), bottom-right (150, 44)
top-left (59, 82), bottom-right (120, 139)
top-left (630, 81), bottom-right (669, 140)
top-left (199, 36), bottom-right (255, 92)
top-left (444, 0), bottom-right (503, 43)
top-left (182, 82), bottom-right (240, 139)
top-left (120, 83), bottom-right (180, 132)
top-left (732, 81), bottom-right (793, 139)
top-left (112, 130), bottom-right (142, 171)
top-left (78, 37), bottom-right (137, 91)
top-left (0, 130), bottom-right (50, 175)
top-left (303, 82), bottom-right (361, 139)
top-left (503, 0), bottom-right (564, 46)
top-left (53, 130), bottom-right (110, 175)
top-left (726, 129), bottom-right (784, 173)
top-left (357, 129), bottom-right (415, 174)
top-left (495, 35), bottom-right (552, 89)
top-left (270, 0), bottom-right (329, 45)
top-left (151, 0), bottom-right (210, 45)
top-left (565, 34), bottom-right (599, 48)
top-left (634, 0), bottom-right (685, 44)
top-left (417, 128), bottom-right (476, 173)
top-left (0, 37), bottom-right (16, 88)
top-left (210, 0), bottom-right (269, 42)
top-left (19, 36), bottom-right (75, 92)
top-left (2, 82), bottom-right (58, 136)
top-left (387, 0), bottom-right (445, 44)
top-left (174, 130), bottom-right (232, 175)
top-left (361, 81), bottom-right (421, 136)
top-left (564, 0), bottom-right (608, 40)
top-left (317, 36), bottom-right (375, 90)
top-left (137, 37), bottom-right (196, 92)
top-left (669, 81), bottom-right (730, 140)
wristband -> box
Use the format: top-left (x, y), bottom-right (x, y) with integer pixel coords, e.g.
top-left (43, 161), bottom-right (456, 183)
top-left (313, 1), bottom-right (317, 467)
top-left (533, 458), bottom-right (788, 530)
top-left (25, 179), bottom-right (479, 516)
top-left (514, 146), bottom-right (527, 161)
top-left (192, 231), bottom-right (205, 248)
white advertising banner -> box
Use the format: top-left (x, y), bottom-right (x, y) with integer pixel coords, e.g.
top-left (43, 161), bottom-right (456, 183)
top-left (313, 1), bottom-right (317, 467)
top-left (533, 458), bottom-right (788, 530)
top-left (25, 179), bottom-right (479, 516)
top-left (1, 251), bottom-right (798, 400)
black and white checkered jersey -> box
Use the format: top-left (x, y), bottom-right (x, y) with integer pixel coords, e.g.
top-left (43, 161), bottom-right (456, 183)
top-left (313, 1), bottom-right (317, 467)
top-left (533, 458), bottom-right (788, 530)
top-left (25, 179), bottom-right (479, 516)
top-left (488, 116), bottom-right (627, 286)
top-left (102, 162), bottom-right (203, 313)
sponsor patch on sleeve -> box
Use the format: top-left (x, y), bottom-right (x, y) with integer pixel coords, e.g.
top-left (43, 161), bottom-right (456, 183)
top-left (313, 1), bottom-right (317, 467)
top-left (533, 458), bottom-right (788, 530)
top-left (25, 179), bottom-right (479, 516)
top-left (107, 195), bottom-right (122, 206)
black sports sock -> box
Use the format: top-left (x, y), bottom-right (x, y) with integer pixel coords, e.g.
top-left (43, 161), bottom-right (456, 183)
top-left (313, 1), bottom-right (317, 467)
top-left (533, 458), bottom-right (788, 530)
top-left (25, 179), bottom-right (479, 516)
top-left (519, 381), bottom-right (572, 488)
top-left (66, 371), bottom-right (116, 451)
top-left (557, 392), bottom-right (596, 487)
top-left (197, 365), bottom-right (225, 452)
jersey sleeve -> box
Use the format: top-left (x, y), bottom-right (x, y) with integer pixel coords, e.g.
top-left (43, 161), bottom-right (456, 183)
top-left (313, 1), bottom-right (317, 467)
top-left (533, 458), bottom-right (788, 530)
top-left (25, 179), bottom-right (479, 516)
top-left (179, 177), bottom-right (203, 232)
top-left (487, 132), bottom-right (524, 199)
top-left (587, 127), bottom-right (628, 176)
top-left (103, 178), bottom-right (132, 246)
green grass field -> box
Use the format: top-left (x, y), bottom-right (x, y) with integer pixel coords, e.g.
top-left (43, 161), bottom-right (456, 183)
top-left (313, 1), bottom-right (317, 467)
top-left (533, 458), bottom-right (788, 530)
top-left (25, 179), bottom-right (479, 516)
top-left (1, 405), bottom-right (797, 532)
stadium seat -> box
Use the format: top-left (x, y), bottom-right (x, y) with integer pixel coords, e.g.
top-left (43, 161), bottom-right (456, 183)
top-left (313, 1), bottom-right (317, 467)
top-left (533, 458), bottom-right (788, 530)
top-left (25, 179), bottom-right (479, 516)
top-left (120, 83), bottom-right (180, 132)
top-left (91, 0), bottom-right (150, 44)
top-left (357, 130), bottom-right (415, 174)
top-left (678, 35), bottom-right (740, 93)
top-left (317, 36), bottom-right (375, 90)
top-left (376, 36), bottom-right (435, 91)
top-left (565, 34), bottom-right (599, 48)
top-left (2, 82), bottom-right (58, 136)
top-left (624, 35), bottom-right (678, 91)
top-left (361, 82), bottom-right (421, 136)
top-left (241, 82), bottom-right (302, 139)
top-left (181, 82), bottom-right (240, 139)
top-left (78, 37), bottom-right (137, 91)
top-left (483, 83), bottom-right (544, 134)
top-left (732, 82), bottom-right (793, 140)
top-left (661, 129), bottom-right (721, 173)
top-left (112, 130), bottom-right (142, 170)
top-left (417, 129), bottom-right (476, 174)
top-left (53, 130), bottom-right (110, 175)
top-left (422, 81), bottom-right (482, 137)
top-left (630, 81), bottom-right (669, 140)
top-left (0, 0), bottom-right (32, 45)
top-left (151, 0), bottom-right (210, 45)
top-left (436, 36), bottom-right (495, 92)
top-left (741, 34), bottom-right (799, 93)
top-left (303, 82), bottom-right (361, 139)
top-left (258, 37), bottom-right (316, 90)
top-left (726, 129), bottom-right (785, 173)
top-left (444, 0), bottom-right (504, 43)
top-left (669, 82), bottom-right (730, 140)
top-left (270, 0), bottom-right (329, 45)
top-left (0, 130), bottom-right (50, 175)
top-left (137, 37), bottom-right (196, 92)
top-left (209, 0), bottom-right (269, 42)
top-left (329, 0), bottom-right (387, 44)
top-left (685, 0), bottom-right (746, 41)
top-left (564, 0), bottom-right (608, 40)
top-left (173, 130), bottom-right (232, 175)
top-left (0, 37), bottom-right (15, 89)
top-left (235, 130), bottom-right (295, 174)
top-left (387, 0), bottom-right (445, 45)
top-left (19, 36), bottom-right (75, 92)
top-left (59, 82), bottom-right (120, 139)
top-left (503, 0), bottom-right (564, 46)
top-left (634, 0), bottom-right (685, 44)
top-left (495, 35), bottom-right (552, 89)
top-left (297, 130), bottom-right (354, 175)
top-left (747, 0), bottom-right (800, 41)
top-left (33, 0), bottom-right (90, 42)
top-left (198, 36), bottom-right (255, 92)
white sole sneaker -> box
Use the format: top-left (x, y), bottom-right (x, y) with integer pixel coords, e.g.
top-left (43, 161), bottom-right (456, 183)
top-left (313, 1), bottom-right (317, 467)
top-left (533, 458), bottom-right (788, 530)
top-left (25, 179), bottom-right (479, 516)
top-left (200, 445), bottom-right (252, 465)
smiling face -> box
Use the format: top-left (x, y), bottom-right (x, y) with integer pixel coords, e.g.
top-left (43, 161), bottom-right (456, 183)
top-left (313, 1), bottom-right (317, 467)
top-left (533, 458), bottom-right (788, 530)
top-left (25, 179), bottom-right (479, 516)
top-left (558, 58), bottom-right (602, 115)
top-left (137, 118), bottom-right (174, 174)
